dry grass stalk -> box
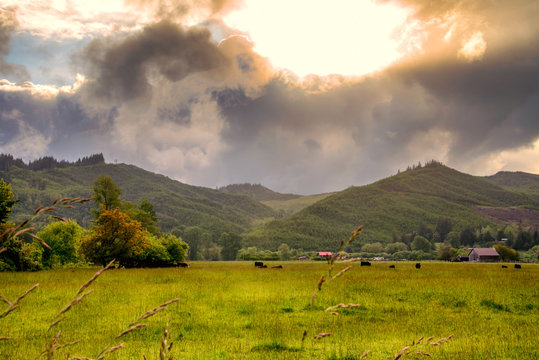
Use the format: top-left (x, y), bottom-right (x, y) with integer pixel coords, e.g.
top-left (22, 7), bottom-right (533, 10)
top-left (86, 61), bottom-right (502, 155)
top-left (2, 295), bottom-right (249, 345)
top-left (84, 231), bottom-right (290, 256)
top-left (332, 266), bottom-right (352, 279)
top-left (1, 283), bottom-right (39, 319)
top-left (52, 290), bottom-right (94, 322)
top-left (159, 317), bottom-right (174, 360)
top-left (324, 303), bottom-right (360, 312)
top-left (301, 330), bottom-right (307, 343)
top-left (394, 346), bottom-right (410, 360)
top-left (94, 297), bottom-right (179, 360)
top-left (42, 330), bottom-right (80, 360)
top-left (313, 333), bottom-right (332, 340)
top-left (76, 259), bottom-right (116, 296)
top-left (98, 343), bottom-right (125, 359)
top-left (129, 298), bottom-right (179, 327)
top-left (0, 336), bottom-right (12, 341)
top-left (394, 335), bottom-right (453, 359)
top-left (359, 350), bottom-right (371, 359)
top-left (115, 323), bottom-right (148, 339)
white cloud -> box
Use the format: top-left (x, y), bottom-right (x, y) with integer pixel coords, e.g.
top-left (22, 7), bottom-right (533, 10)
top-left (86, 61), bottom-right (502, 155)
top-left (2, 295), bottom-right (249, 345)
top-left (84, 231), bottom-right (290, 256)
top-left (458, 31), bottom-right (487, 62)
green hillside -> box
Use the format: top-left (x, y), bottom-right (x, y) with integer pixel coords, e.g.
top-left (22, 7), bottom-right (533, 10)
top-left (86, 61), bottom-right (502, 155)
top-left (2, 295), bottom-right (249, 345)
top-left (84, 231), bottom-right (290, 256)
top-left (244, 163), bottom-right (539, 251)
top-left (485, 171), bottom-right (539, 196)
top-left (1, 163), bottom-right (276, 238)
top-left (217, 183), bottom-right (334, 215)
top-left (261, 192), bottom-right (335, 215)
top-left (217, 183), bottom-right (301, 201)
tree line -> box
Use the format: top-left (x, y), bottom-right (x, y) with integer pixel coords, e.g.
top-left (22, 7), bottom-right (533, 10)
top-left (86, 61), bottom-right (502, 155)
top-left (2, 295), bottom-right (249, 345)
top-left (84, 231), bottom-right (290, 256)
top-left (0, 175), bottom-right (188, 271)
top-left (0, 153), bottom-right (105, 171)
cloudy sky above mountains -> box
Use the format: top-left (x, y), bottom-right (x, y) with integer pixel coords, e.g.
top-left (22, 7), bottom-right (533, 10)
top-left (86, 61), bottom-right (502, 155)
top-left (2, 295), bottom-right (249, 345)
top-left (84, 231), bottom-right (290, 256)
top-left (0, 0), bottom-right (538, 194)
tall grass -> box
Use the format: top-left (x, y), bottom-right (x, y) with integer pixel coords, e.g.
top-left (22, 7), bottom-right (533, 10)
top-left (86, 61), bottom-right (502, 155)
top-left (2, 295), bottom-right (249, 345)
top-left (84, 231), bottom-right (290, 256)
top-left (1, 261), bottom-right (537, 359)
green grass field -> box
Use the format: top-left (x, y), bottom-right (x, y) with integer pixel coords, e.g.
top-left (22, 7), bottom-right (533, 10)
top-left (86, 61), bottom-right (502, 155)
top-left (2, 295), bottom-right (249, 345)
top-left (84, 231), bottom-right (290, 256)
top-left (1, 262), bottom-right (537, 359)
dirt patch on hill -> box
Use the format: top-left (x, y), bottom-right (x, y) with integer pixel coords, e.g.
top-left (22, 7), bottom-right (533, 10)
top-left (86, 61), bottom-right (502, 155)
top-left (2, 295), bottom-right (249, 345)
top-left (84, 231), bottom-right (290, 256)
top-left (476, 206), bottom-right (539, 228)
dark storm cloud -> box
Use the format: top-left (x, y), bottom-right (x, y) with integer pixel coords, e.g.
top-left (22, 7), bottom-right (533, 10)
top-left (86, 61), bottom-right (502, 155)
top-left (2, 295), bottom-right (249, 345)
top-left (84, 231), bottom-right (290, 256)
top-left (384, 0), bottom-right (539, 159)
top-left (77, 20), bottom-right (226, 102)
top-left (0, 85), bottom-right (117, 159)
top-left (0, 7), bottom-right (30, 81)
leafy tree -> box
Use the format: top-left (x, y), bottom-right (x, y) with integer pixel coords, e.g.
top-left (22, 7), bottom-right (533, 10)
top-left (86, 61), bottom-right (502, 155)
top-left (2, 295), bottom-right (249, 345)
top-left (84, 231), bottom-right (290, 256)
top-left (386, 242), bottom-right (408, 254)
top-left (0, 225), bottom-right (43, 271)
top-left (411, 235), bottom-right (431, 252)
top-left (460, 228), bottom-right (477, 246)
top-left (418, 220), bottom-right (433, 240)
top-left (124, 199), bottom-right (158, 234)
top-left (135, 233), bottom-right (188, 267)
top-left (200, 242), bottom-right (221, 261)
top-left (220, 232), bottom-right (242, 260)
top-left (278, 243), bottom-right (291, 260)
top-left (183, 226), bottom-right (202, 260)
top-left (446, 231), bottom-right (460, 248)
top-left (37, 220), bottom-right (83, 268)
top-left (0, 179), bottom-right (17, 224)
top-left (79, 208), bottom-right (149, 267)
top-left (362, 242), bottom-right (385, 253)
top-left (435, 217), bottom-right (452, 242)
top-left (437, 245), bottom-right (456, 261)
top-left (493, 245), bottom-right (519, 261)
top-left (93, 175), bottom-right (122, 211)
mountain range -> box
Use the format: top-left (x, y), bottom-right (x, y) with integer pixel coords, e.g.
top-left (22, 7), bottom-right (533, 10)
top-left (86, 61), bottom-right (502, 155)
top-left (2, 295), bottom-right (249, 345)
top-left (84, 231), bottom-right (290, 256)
top-left (1, 155), bottom-right (538, 250)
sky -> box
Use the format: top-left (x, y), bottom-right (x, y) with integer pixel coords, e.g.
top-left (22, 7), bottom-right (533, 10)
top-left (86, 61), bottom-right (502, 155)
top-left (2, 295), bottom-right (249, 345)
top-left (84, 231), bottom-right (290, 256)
top-left (0, 0), bottom-right (538, 195)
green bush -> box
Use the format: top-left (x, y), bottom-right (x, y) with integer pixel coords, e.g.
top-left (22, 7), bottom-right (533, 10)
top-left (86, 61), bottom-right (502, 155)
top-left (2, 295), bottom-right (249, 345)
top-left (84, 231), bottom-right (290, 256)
top-left (36, 220), bottom-right (83, 268)
top-left (134, 234), bottom-right (189, 267)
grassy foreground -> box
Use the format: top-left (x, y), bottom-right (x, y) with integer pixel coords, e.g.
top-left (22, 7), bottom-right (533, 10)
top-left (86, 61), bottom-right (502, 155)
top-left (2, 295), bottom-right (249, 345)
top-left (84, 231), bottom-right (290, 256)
top-left (1, 262), bottom-right (537, 359)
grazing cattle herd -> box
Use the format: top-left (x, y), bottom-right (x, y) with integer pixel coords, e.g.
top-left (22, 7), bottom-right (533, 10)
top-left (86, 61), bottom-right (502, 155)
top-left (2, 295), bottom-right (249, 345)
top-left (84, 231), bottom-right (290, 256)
top-left (176, 261), bottom-right (525, 270)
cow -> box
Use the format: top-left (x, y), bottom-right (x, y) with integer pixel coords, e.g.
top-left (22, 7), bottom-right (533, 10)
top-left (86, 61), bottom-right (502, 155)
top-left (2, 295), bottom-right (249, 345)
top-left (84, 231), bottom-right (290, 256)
top-left (360, 261), bottom-right (371, 266)
top-left (389, 265), bottom-right (395, 268)
top-left (176, 262), bottom-right (189, 268)
top-left (271, 265), bottom-right (283, 269)
top-left (514, 264), bottom-right (521, 269)
top-left (415, 263), bottom-right (421, 269)
top-left (254, 261), bottom-right (264, 268)
top-left (501, 265), bottom-right (508, 268)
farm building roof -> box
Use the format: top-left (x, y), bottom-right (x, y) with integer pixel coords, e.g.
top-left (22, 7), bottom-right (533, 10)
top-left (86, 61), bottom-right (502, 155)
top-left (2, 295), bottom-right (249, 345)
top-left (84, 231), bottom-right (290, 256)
top-left (469, 248), bottom-right (499, 256)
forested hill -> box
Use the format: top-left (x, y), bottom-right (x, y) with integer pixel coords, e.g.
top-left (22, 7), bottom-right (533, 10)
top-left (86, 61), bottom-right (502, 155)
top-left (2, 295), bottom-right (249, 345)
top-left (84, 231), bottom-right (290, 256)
top-left (1, 161), bottom-right (276, 238)
top-left (244, 163), bottom-right (539, 251)
top-left (485, 171), bottom-right (539, 196)
top-left (217, 183), bottom-right (301, 201)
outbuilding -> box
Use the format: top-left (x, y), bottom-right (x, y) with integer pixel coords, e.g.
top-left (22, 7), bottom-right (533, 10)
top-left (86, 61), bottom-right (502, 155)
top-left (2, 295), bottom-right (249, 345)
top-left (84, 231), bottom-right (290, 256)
top-left (468, 248), bottom-right (500, 262)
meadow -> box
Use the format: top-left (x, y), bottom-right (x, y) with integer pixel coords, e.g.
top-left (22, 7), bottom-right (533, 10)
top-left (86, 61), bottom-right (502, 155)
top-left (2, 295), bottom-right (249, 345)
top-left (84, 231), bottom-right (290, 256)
top-left (1, 261), bottom-right (537, 359)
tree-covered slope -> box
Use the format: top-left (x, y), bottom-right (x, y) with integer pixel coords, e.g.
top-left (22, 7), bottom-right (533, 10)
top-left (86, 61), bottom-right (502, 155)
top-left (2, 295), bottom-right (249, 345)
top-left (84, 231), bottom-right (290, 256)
top-left (218, 183), bottom-right (301, 201)
top-left (485, 171), bottom-right (539, 196)
top-left (244, 163), bottom-right (539, 251)
top-left (1, 163), bottom-right (276, 238)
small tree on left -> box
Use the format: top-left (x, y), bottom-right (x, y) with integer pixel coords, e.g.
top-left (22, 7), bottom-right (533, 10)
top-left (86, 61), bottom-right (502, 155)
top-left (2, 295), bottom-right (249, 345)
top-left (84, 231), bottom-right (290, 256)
top-left (37, 220), bottom-right (83, 268)
top-left (79, 208), bottom-right (150, 267)
top-left (0, 179), bottom-right (17, 225)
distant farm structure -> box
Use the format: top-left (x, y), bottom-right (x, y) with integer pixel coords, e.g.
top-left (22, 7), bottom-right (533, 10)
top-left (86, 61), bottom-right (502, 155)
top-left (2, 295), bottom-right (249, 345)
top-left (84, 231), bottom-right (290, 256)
top-left (317, 251), bottom-right (332, 259)
top-left (468, 248), bottom-right (500, 262)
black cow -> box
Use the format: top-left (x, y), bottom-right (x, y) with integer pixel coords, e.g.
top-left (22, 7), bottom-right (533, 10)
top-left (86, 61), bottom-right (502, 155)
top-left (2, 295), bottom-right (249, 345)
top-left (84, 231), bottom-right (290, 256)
top-left (389, 265), bottom-right (395, 268)
top-left (415, 263), bottom-right (421, 269)
top-left (360, 261), bottom-right (371, 266)
top-left (176, 262), bottom-right (189, 268)
top-left (501, 265), bottom-right (508, 268)
top-left (514, 264), bottom-right (521, 269)
top-left (254, 261), bottom-right (264, 267)
top-left (271, 265), bottom-right (283, 269)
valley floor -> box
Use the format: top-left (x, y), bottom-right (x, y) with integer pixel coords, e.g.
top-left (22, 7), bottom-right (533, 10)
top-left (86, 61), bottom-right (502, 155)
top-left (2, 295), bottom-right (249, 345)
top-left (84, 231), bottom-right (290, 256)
top-left (1, 261), bottom-right (538, 359)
